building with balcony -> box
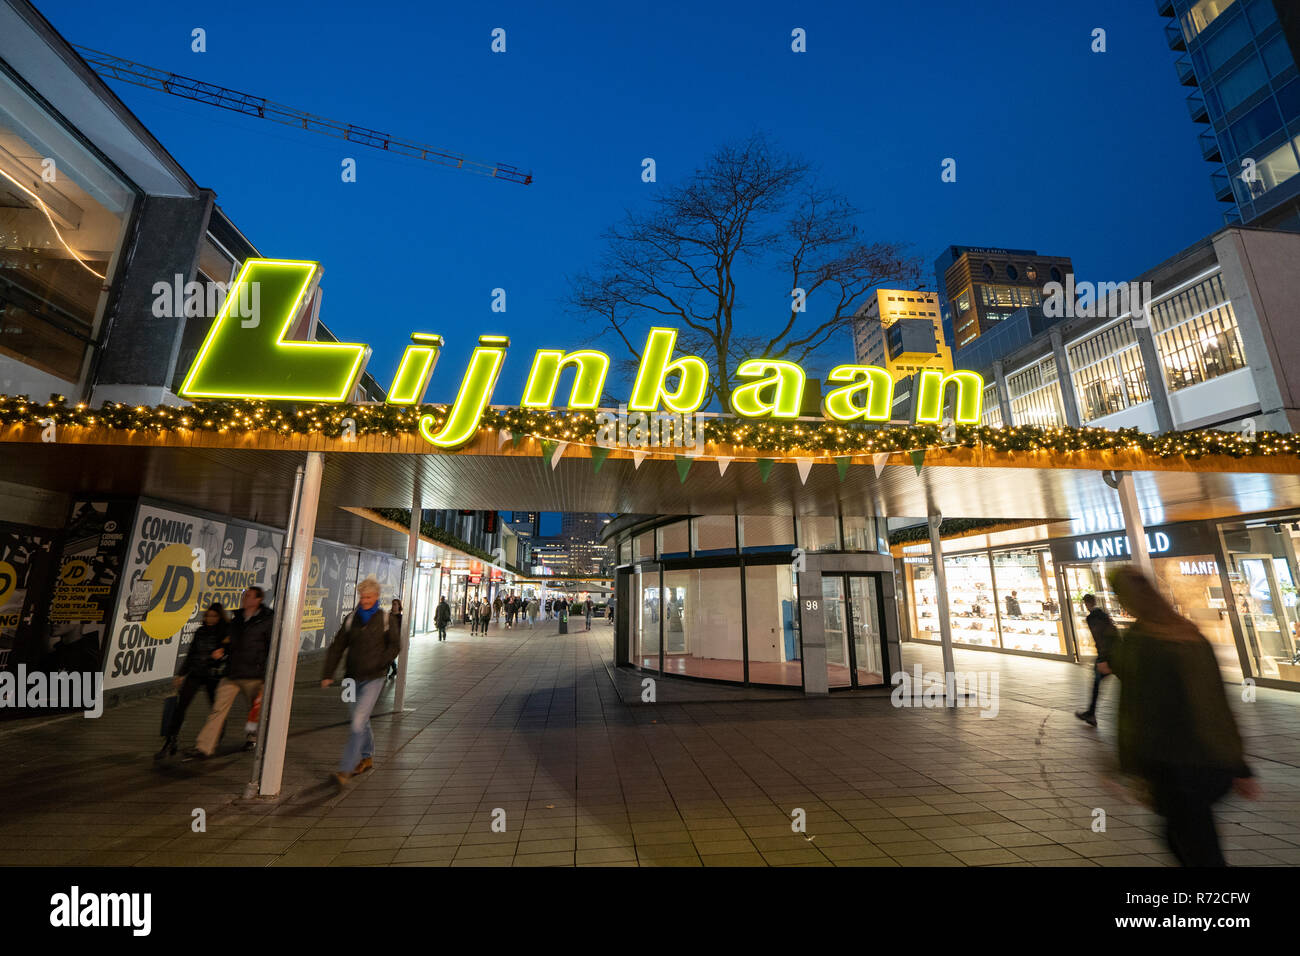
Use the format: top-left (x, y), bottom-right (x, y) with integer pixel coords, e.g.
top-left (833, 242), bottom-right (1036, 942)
top-left (932, 246), bottom-right (1075, 350)
top-left (1160, 0), bottom-right (1300, 229)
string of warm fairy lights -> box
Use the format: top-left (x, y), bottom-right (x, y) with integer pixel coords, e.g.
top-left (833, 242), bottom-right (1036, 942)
top-left (1, 394), bottom-right (1293, 461)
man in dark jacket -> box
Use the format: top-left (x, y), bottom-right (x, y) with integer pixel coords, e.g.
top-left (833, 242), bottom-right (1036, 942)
top-left (189, 587), bottom-right (273, 759)
top-left (1075, 593), bottom-right (1119, 727)
top-left (321, 576), bottom-right (400, 786)
top-left (434, 595), bottom-right (451, 641)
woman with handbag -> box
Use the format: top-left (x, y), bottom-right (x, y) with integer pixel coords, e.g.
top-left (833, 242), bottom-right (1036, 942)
top-left (156, 603), bottom-right (229, 760)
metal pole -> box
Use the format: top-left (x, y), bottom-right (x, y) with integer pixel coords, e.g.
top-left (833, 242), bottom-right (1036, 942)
top-left (928, 512), bottom-right (956, 689)
top-left (247, 464), bottom-right (304, 796)
top-left (256, 451), bottom-right (324, 797)
top-left (1105, 470), bottom-right (1152, 576)
top-left (394, 485), bottom-right (421, 713)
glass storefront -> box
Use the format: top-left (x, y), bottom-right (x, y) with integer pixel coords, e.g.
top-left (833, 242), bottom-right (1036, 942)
top-left (0, 66), bottom-right (135, 383)
top-left (614, 515), bottom-right (890, 690)
top-left (1218, 517), bottom-right (1300, 685)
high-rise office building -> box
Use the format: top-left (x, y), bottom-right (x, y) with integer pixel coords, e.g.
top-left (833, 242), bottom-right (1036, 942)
top-left (933, 246), bottom-right (1074, 350)
top-left (1160, 0), bottom-right (1300, 229)
top-left (851, 289), bottom-right (953, 383)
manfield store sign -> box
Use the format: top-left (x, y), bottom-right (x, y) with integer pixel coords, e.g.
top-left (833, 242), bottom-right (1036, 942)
top-left (176, 258), bottom-right (987, 449)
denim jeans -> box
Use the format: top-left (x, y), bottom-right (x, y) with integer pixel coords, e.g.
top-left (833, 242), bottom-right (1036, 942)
top-left (340, 678), bottom-right (385, 773)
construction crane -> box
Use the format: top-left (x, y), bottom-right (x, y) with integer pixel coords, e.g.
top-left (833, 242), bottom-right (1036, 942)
top-left (73, 45), bottom-right (532, 185)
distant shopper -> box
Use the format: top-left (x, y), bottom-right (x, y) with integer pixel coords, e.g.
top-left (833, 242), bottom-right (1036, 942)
top-left (607, 597), bottom-right (615, 624)
top-left (434, 595), bottom-right (451, 641)
top-left (469, 598), bottom-right (480, 635)
top-left (527, 597), bottom-right (539, 628)
top-left (187, 587), bottom-right (272, 760)
top-left (321, 576), bottom-right (400, 787)
top-left (479, 598), bottom-right (492, 633)
top-left (1004, 590), bottom-right (1021, 617)
top-left (1108, 567), bottom-right (1259, 867)
top-left (158, 603), bottom-right (229, 760)
top-left (584, 598), bottom-right (593, 631)
top-left (493, 595), bottom-right (503, 622)
top-left (387, 598), bottom-right (403, 680)
top-left (1075, 594), bottom-right (1120, 727)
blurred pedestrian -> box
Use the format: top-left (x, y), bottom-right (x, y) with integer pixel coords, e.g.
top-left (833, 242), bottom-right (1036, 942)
top-left (1108, 567), bottom-right (1258, 867)
top-left (158, 602), bottom-right (228, 760)
top-left (387, 597), bottom-right (402, 680)
top-left (434, 594), bottom-right (450, 641)
top-left (186, 587), bottom-right (272, 761)
top-left (321, 576), bottom-right (400, 787)
top-left (1075, 593), bottom-right (1120, 727)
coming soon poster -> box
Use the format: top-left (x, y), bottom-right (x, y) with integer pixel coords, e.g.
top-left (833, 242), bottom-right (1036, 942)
top-left (103, 502), bottom-right (283, 691)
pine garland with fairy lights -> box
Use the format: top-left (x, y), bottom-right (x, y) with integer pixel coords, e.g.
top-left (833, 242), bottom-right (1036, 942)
top-left (0, 394), bottom-right (1292, 462)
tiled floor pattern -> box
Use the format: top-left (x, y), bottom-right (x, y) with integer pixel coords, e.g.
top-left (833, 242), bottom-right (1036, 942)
top-left (1, 625), bottom-right (1298, 867)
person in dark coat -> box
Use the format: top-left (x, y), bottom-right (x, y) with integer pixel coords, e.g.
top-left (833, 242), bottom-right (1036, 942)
top-left (157, 603), bottom-right (229, 759)
top-left (321, 576), bottom-right (400, 786)
top-left (1108, 567), bottom-right (1259, 867)
top-left (434, 595), bottom-right (451, 641)
top-left (188, 587), bottom-right (273, 759)
top-left (1075, 594), bottom-right (1120, 727)
top-left (387, 598), bottom-right (402, 680)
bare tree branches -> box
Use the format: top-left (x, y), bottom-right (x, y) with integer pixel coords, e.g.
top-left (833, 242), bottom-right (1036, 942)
top-left (568, 133), bottom-right (920, 407)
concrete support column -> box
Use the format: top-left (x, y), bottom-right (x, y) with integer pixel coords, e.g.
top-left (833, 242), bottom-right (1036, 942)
top-left (253, 451), bottom-right (323, 797)
top-left (992, 360), bottom-right (1014, 427)
top-left (798, 569), bottom-right (829, 696)
top-left (394, 490), bottom-right (420, 713)
top-left (1049, 329), bottom-right (1083, 427)
top-left (1105, 470), bottom-right (1152, 576)
top-left (1133, 322), bottom-right (1175, 433)
top-left (927, 513), bottom-right (956, 685)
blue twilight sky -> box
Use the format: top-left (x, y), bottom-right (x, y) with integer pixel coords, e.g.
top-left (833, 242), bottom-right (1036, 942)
top-left (42, 0), bottom-right (1222, 403)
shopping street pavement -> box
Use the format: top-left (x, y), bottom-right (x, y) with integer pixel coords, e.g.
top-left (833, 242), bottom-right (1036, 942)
top-left (2, 620), bottom-right (1299, 867)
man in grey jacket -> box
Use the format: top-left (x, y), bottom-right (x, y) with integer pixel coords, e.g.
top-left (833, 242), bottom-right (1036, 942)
top-left (321, 576), bottom-right (400, 786)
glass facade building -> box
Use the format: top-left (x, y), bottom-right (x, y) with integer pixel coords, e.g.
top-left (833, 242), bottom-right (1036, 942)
top-left (610, 514), bottom-right (898, 693)
top-left (1161, 0), bottom-right (1300, 229)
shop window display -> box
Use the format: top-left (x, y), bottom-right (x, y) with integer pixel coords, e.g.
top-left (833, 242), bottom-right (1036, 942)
top-left (991, 549), bottom-right (1066, 654)
top-left (1220, 520), bottom-right (1300, 683)
top-left (910, 553), bottom-right (1001, 648)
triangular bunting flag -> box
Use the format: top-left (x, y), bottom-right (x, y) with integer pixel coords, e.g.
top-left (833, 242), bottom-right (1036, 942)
top-left (632, 450), bottom-right (649, 470)
top-left (756, 458), bottom-right (775, 483)
top-left (550, 441), bottom-right (568, 469)
top-left (675, 455), bottom-right (692, 483)
top-left (497, 428), bottom-right (512, 448)
top-left (873, 453), bottom-right (890, 478)
top-left (909, 449), bottom-right (926, 476)
top-left (795, 458), bottom-right (814, 485)
top-left (590, 446), bottom-right (610, 474)
top-left (512, 431), bottom-right (527, 449)
top-left (539, 438), bottom-right (556, 461)
top-left (835, 456), bottom-right (851, 481)
top-left (716, 456), bottom-right (733, 477)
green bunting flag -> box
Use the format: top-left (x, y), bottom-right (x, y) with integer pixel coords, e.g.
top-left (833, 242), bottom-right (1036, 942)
top-left (540, 439), bottom-right (556, 461)
top-left (756, 458), bottom-right (775, 483)
top-left (835, 456), bottom-right (851, 481)
top-left (675, 454), bottom-right (693, 483)
top-left (591, 446), bottom-right (610, 474)
top-left (910, 449), bottom-right (926, 475)
top-left (512, 430), bottom-right (528, 449)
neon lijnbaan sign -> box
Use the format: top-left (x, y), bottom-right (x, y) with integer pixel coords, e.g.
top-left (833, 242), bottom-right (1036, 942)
top-left (177, 259), bottom-right (984, 448)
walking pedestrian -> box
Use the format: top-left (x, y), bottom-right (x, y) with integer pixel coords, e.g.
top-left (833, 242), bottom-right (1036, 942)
top-left (321, 576), bottom-right (400, 787)
top-left (387, 597), bottom-right (402, 680)
top-left (157, 603), bottom-right (229, 759)
top-left (584, 597), bottom-right (593, 631)
top-left (1108, 566), bottom-right (1259, 866)
top-left (186, 587), bottom-right (272, 760)
top-left (1075, 593), bottom-right (1119, 727)
top-left (527, 596), bottom-right (539, 628)
top-left (434, 594), bottom-right (450, 641)
top-left (469, 596), bottom-right (480, 635)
